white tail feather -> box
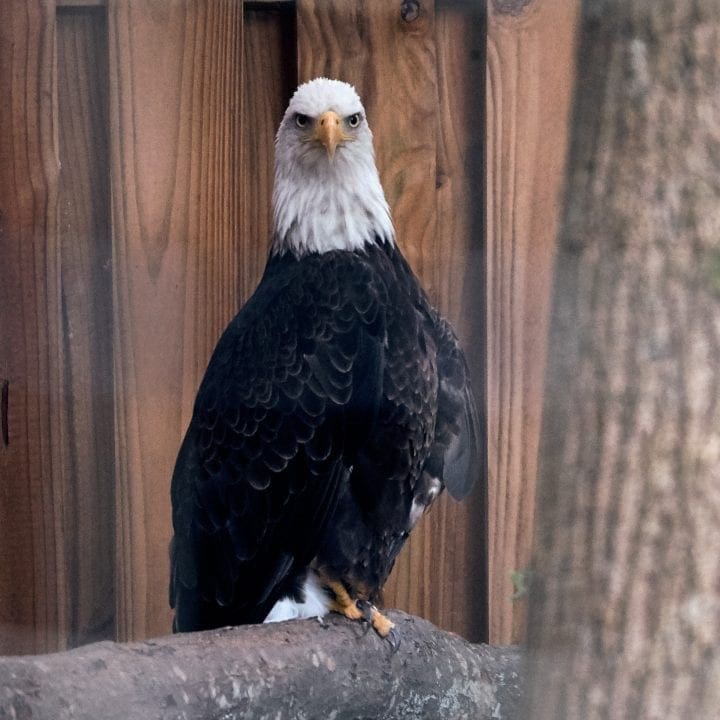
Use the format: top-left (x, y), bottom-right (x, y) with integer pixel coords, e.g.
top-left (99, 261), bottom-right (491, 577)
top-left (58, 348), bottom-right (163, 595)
top-left (263, 570), bottom-right (330, 623)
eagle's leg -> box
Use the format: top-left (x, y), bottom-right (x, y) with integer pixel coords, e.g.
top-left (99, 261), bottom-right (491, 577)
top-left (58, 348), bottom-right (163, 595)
top-left (323, 578), bottom-right (364, 621)
top-left (319, 573), bottom-right (399, 650)
top-left (355, 599), bottom-right (399, 649)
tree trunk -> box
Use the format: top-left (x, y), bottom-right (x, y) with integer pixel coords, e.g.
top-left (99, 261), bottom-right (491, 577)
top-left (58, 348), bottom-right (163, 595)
top-left (0, 612), bottom-right (521, 720)
top-left (526, 1), bottom-right (720, 718)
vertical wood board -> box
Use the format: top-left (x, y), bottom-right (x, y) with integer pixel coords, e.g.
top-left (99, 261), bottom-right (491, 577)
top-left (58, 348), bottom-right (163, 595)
top-left (107, 0), bottom-right (243, 640)
top-left (297, 0), bottom-right (439, 279)
top-left (56, 6), bottom-right (116, 648)
top-left (486, 0), bottom-right (579, 644)
top-left (430, 0), bottom-right (486, 641)
top-left (240, 5), bottom-right (297, 304)
top-left (298, 0), bottom-right (486, 640)
top-left (0, 0), bottom-right (64, 655)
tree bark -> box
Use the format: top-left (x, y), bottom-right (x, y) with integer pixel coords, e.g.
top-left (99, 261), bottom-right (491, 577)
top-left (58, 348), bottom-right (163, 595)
top-left (0, 612), bottom-right (521, 720)
top-left (526, 1), bottom-right (720, 718)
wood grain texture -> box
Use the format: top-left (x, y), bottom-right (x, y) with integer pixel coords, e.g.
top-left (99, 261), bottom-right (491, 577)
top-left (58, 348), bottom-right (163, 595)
top-left (527, 3), bottom-right (720, 717)
top-left (240, 4), bottom-right (296, 303)
top-left (298, 0), bottom-right (439, 276)
top-left (485, 0), bottom-right (579, 644)
top-left (56, 6), bottom-right (116, 648)
top-left (429, 0), bottom-right (487, 643)
top-left (297, 0), bottom-right (486, 641)
top-left (0, 0), bottom-right (64, 655)
top-left (106, 0), bottom-right (243, 641)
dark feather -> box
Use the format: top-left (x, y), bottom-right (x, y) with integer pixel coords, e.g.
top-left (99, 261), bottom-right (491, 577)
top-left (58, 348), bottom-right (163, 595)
top-left (170, 241), bottom-right (480, 631)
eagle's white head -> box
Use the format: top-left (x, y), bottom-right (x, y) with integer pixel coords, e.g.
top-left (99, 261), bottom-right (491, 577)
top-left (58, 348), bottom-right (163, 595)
top-left (271, 78), bottom-right (395, 257)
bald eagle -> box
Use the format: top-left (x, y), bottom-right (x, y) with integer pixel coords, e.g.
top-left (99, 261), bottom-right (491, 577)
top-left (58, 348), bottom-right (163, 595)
top-left (170, 78), bottom-right (480, 646)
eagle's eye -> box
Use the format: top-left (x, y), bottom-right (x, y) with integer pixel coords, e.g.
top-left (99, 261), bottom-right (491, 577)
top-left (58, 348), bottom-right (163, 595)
top-left (295, 113), bottom-right (310, 129)
top-left (347, 113), bottom-right (361, 128)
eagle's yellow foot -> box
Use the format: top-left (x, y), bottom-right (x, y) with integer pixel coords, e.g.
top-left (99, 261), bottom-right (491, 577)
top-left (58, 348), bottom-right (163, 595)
top-left (356, 599), bottom-right (400, 652)
top-left (324, 579), bottom-right (365, 621)
top-left (322, 578), bottom-right (400, 651)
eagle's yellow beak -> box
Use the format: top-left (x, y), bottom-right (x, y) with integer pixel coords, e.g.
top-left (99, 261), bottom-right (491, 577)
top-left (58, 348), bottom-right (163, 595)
top-left (313, 110), bottom-right (351, 159)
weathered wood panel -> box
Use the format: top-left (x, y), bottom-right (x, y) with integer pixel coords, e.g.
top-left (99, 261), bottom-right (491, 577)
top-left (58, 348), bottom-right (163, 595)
top-left (486, 0), bottom-right (579, 644)
top-left (240, 4), bottom-right (296, 303)
top-left (106, 0), bottom-right (243, 641)
top-left (429, 0), bottom-right (487, 642)
top-left (298, 0), bottom-right (439, 278)
top-left (56, 6), bottom-right (116, 648)
top-left (297, 0), bottom-right (486, 641)
top-left (0, 0), bottom-right (576, 653)
top-left (0, 0), bottom-right (64, 655)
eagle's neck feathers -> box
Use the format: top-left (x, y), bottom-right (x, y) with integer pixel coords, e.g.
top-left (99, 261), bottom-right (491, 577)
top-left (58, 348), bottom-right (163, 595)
top-left (271, 137), bottom-right (395, 257)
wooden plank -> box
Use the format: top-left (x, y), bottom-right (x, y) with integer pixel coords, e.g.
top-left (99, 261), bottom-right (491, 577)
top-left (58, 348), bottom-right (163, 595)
top-left (240, 4), bottom-right (297, 302)
top-left (297, 0), bottom-right (486, 641)
top-left (297, 0), bottom-right (439, 277)
top-left (429, 0), bottom-right (487, 643)
top-left (56, 6), bottom-right (115, 648)
top-left (0, 0), bottom-right (64, 655)
top-left (486, 0), bottom-right (579, 644)
top-left (106, 0), bottom-right (243, 641)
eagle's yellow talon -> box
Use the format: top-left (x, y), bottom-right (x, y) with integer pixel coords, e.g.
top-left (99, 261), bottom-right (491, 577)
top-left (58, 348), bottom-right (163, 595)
top-left (355, 599), bottom-right (396, 643)
top-left (386, 627), bottom-right (401, 653)
top-left (320, 575), bottom-right (397, 645)
top-left (324, 578), bottom-right (364, 620)
top-left (371, 610), bottom-right (395, 639)
top-left (356, 598), bottom-right (375, 624)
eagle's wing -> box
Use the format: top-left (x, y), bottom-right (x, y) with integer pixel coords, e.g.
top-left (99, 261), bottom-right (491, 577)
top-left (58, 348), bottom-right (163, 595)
top-left (382, 246), bottom-right (481, 502)
top-left (430, 314), bottom-right (482, 501)
top-left (170, 254), bottom-right (387, 628)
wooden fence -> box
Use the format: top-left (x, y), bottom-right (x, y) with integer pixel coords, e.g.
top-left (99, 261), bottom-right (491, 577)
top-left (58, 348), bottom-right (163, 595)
top-left (0, 0), bottom-right (577, 655)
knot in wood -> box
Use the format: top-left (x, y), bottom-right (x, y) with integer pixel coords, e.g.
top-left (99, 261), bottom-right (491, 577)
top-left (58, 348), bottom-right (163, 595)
top-left (400, 0), bottom-right (420, 23)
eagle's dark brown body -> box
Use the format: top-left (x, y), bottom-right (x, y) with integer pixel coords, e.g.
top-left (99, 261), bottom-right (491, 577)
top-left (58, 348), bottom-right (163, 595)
top-left (170, 240), bottom-right (478, 632)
